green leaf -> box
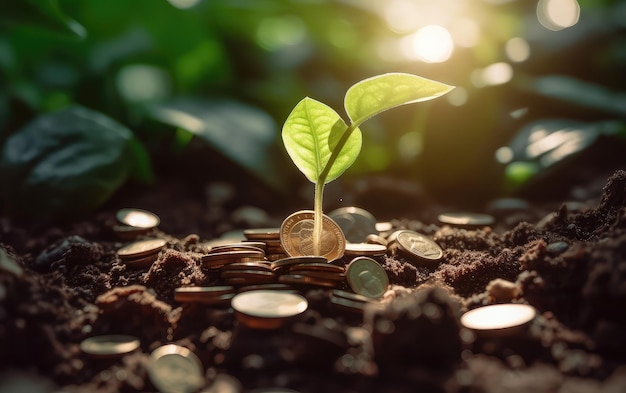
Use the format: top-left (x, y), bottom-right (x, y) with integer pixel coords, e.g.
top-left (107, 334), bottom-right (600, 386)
top-left (344, 73), bottom-right (454, 126)
top-left (282, 97), bottom-right (362, 184)
top-left (0, 105), bottom-right (149, 218)
top-left (0, 0), bottom-right (86, 38)
top-left (146, 97), bottom-right (286, 190)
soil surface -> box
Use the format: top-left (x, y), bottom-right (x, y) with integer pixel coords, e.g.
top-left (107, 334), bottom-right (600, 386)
top-left (1, 170), bottom-right (626, 393)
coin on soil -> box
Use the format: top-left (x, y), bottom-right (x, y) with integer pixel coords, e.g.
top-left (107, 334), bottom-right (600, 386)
top-left (346, 257), bottom-right (389, 299)
top-left (438, 212), bottom-right (495, 227)
top-left (116, 208), bottom-right (160, 228)
top-left (117, 238), bottom-right (166, 260)
top-left (80, 335), bottom-right (140, 358)
top-left (280, 210), bottom-right (346, 260)
top-left (328, 206), bottom-right (378, 243)
top-left (149, 344), bottom-right (204, 393)
top-left (231, 290), bottom-right (308, 329)
top-left (460, 304), bottom-right (537, 336)
top-left (394, 230), bottom-right (443, 265)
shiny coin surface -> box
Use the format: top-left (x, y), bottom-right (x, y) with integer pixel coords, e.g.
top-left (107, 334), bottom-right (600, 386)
top-left (221, 269), bottom-right (276, 283)
top-left (437, 212), bottom-right (495, 227)
top-left (270, 256), bottom-right (327, 272)
top-left (112, 225), bottom-right (151, 240)
top-left (346, 257), bottom-right (389, 299)
top-left (80, 334), bottom-right (140, 358)
top-left (202, 250), bottom-right (265, 268)
top-left (149, 344), bottom-right (204, 393)
top-left (328, 207), bottom-right (378, 243)
top-left (210, 244), bottom-right (265, 255)
top-left (460, 304), bottom-right (537, 332)
top-left (221, 261), bottom-right (272, 272)
top-left (365, 234), bottom-right (389, 247)
top-left (280, 210), bottom-right (346, 260)
top-left (394, 230), bottom-right (443, 264)
top-left (117, 238), bottom-right (166, 260)
top-left (116, 208), bottom-right (160, 228)
top-left (231, 290), bottom-right (308, 329)
top-left (344, 243), bottom-right (387, 257)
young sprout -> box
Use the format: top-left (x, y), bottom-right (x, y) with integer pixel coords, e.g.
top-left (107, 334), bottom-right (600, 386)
top-left (282, 73), bottom-right (454, 255)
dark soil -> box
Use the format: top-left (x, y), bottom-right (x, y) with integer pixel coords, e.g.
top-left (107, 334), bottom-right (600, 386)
top-left (1, 170), bottom-right (626, 392)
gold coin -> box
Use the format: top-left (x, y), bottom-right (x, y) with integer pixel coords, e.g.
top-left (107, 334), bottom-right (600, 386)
top-left (270, 256), bottom-right (327, 271)
top-left (290, 270), bottom-right (345, 282)
top-left (202, 250), bottom-right (265, 268)
top-left (243, 228), bottom-right (280, 240)
top-left (345, 257), bottom-right (389, 299)
top-left (117, 238), bottom-right (166, 259)
top-left (460, 304), bottom-right (536, 333)
top-left (365, 234), bottom-right (388, 247)
top-left (278, 274), bottom-right (341, 288)
top-left (221, 269), bottom-right (276, 282)
top-left (121, 253), bottom-right (159, 269)
top-left (344, 243), bottom-right (387, 257)
top-left (149, 344), bottom-right (204, 393)
top-left (289, 263), bottom-right (344, 273)
top-left (79, 334), bottom-right (140, 358)
top-left (237, 283), bottom-right (298, 293)
top-left (112, 225), bottom-right (151, 240)
top-left (231, 290), bottom-right (308, 329)
top-left (221, 261), bottom-right (272, 272)
top-left (395, 230), bottom-right (443, 264)
top-left (116, 208), bottom-right (160, 228)
top-left (174, 286), bottom-right (236, 303)
top-left (438, 212), bottom-right (495, 227)
top-left (280, 210), bottom-right (346, 260)
top-left (210, 244), bottom-right (266, 255)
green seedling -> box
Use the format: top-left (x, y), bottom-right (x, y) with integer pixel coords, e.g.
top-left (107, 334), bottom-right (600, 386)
top-left (282, 73), bottom-right (454, 255)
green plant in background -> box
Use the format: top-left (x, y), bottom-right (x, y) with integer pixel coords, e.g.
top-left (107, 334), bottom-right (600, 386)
top-left (282, 73), bottom-right (453, 255)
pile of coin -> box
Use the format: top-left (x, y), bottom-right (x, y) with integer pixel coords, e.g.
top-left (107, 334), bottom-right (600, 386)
top-left (112, 208), bottom-right (160, 240)
top-left (117, 238), bottom-right (167, 269)
top-left (243, 228), bottom-right (288, 261)
top-left (276, 257), bottom-right (346, 289)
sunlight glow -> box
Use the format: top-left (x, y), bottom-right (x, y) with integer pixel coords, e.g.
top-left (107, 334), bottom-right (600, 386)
top-left (474, 62), bottom-right (513, 86)
top-left (116, 65), bottom-right (170, 103)
top-left (446, 87), bottom-right (468, 106)
top-left (401, 25), bottom-right (453, 63)
top-left (449, 18), bottom-right (480, 48)
top-left (537, 0), bottom-right (580, 31)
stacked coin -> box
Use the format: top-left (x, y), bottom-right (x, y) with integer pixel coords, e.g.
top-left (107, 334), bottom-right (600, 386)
top-left (201, 244), bottom-right (265, 270)
top-left (220, 261), bottom-right (277, 285)
top-left (174, 286), bottom-right (236, 306)
top-left (387, 229), bottom-right (443, 268)
top-left (330, 289), bottom-right (382, 314)
top-left (343, 243), bottom-right (387, 261)
top-left (117, 238), bottom-right (167, 269)
top-left (282, 262), bottom-right (346, 288)
top-left (231, 290), bottom-right (308, 329)
top-left (243, 228), bottom-right (288, 261)
top-left (113, 208), bottom-right (160, 240)
top-left (148, 344), bottom-right (205, 393)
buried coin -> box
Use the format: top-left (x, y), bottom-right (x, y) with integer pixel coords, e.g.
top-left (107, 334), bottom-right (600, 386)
top-left (117, 238), bottom-right (166, 260)
top-left (280, 210), bottom-right (346, 261)
top-left (120, 253), bottom-right (159, 269)
top-left (438, 212), bottom-right (495, 227)
top-left (328, 207), bottom-right (378, 243)
top-left (346, 257), bottom-right (389, 299)
top-left (149, 344), bottom-right (204, 393)
top-left (394, 230), bottom-right (443, 265)
top-left (231, 290), bottom-right (308, 329)
top-left (80, 334), bottom-right (140, 358)
top-left (460, 303), bottom-right (537, 333)
top-left (116, 208), bottom-right (160, 229)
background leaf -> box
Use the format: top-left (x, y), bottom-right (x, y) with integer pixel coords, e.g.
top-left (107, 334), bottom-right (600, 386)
top-left (0, 105), bottom-right (150, 218)
top-left (282, 97), bottom-right (362, 184)
top-left (145, 97), bottom-right (285, 190)
top-left (0, 0), bottom-right (86, 38)
top-left (344, 73), bottom-right (454, 126)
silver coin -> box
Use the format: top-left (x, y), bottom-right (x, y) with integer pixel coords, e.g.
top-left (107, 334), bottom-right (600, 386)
top-left (149, 344), bottom-right (204, 393)
top-left (116, 208), bottom-right (160, 229)
top-left (328, 207), bottom-right (378, 243)
top-left (437, 212), bottom-right (495, 227)
top-left (394, 230), bottom-right (443, 264)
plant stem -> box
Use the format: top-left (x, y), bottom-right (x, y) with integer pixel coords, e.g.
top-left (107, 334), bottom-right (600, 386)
top-left (318, 122), bottom-right (360, 181)
top-left (313, 180), bottom-right (324, 256)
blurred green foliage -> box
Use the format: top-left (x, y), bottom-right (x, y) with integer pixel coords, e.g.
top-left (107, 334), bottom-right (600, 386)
top-left (0, 0), bottom-right (625, 218)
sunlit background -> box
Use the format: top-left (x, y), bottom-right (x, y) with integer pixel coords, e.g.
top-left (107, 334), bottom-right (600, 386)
top-left (1, 0), bottom-right (625, 214)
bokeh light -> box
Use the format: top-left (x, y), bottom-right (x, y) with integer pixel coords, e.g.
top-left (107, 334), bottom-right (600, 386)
top-left (256, 15), bottom-right (307, 51)
top-left (116, 65), bottom-right (171, 103)
top-left (166, 0), bottom-right (201, 10)
top-left (505, 37), bottom-right (531, 62)
top-left (537, 0), bottom-right (581, 31)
